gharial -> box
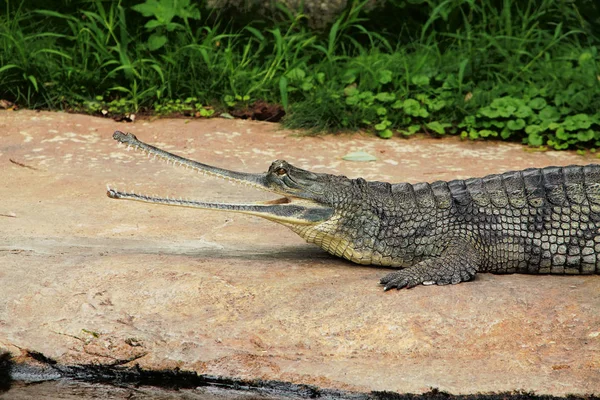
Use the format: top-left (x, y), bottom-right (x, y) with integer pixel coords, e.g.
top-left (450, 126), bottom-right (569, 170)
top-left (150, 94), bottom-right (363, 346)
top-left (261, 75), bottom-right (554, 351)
top-left (107, 131), bottom-right (600, 290)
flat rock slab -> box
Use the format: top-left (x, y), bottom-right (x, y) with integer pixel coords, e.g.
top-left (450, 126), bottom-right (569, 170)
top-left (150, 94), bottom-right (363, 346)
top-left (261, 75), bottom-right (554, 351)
top-left (0, 110), bottom-right (599, 395)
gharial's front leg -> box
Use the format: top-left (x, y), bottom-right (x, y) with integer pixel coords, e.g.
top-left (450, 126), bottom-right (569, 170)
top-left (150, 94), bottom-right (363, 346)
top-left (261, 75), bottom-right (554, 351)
top-left (380, 242), bottom-right (481, 290)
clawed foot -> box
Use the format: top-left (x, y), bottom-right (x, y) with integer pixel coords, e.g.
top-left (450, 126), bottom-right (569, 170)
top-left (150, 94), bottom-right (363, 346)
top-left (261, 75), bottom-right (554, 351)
top-left (379, 242), bottom-right (480, 291)
top-left (379, 270), bottom-right (434, 290)
top-left (379, 267), bottom-right (475, 290)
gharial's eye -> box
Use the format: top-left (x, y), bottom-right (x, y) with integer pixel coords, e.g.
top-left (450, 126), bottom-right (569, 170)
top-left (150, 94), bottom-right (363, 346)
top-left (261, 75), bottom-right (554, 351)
top-left (275, 167), bottom-right (287, 176)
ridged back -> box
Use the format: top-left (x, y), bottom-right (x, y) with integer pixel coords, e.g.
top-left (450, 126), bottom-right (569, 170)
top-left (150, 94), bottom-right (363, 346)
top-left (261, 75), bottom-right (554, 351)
top-left (390, 164), bottom-right (600, 210)
top-left (461, 164), bottom-right (600, 209)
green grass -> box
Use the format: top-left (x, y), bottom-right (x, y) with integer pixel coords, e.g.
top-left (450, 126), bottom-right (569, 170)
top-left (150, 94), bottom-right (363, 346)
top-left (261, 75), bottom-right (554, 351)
top-left (1, 0), bottom-right (600, 149)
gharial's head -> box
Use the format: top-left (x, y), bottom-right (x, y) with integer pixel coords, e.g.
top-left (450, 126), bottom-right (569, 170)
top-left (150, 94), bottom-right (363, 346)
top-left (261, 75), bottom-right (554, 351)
top-left (107, 131), bottom-right (365, 232)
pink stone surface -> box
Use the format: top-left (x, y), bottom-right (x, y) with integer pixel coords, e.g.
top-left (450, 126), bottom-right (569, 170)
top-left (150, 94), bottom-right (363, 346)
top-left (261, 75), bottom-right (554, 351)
top-left (0, 110), bottom-right (599, 395)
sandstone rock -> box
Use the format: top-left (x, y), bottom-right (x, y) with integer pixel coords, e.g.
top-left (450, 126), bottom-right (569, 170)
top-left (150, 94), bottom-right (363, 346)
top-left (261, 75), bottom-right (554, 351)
top-left (0, 110), bottom-right (598, 395)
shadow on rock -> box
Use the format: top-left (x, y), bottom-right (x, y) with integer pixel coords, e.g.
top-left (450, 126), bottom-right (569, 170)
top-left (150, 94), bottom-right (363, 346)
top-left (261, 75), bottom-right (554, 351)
top-left (0, 351), bottom-right (13, 392)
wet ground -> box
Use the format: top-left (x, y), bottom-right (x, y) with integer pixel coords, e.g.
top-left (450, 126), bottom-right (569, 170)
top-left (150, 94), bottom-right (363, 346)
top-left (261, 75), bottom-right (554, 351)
top-left (1, 110), bottom-right (599, 396)
top-left (3, 381), bottom-right (261, 400)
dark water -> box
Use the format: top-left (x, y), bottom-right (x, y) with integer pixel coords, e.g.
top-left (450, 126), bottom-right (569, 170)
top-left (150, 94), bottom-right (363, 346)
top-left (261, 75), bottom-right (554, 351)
top-left (0, 359), bottom-right (331, 400)
top-left (1, 380), bottom-right (284, 399)
top-left (2, 359), bottom-right (597, 400)
top-left (0, 358), bottom-right (298, 400)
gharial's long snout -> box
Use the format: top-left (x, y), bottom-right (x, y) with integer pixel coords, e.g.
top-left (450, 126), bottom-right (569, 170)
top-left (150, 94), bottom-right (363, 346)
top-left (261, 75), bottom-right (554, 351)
top-left (107, 131), bottom-right (333, 225)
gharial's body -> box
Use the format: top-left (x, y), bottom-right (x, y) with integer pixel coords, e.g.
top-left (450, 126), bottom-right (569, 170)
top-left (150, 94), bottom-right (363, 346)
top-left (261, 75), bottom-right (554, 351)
top-left (108, 131), bottom-right (600, 290)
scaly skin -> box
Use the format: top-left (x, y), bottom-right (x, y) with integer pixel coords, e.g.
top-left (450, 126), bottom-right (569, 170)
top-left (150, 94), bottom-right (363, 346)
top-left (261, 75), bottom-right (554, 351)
top-left (107, 131), bottom-right (600, 290)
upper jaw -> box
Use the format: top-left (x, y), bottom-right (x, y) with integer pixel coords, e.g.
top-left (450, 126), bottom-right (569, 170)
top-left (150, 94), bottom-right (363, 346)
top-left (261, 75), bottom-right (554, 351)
top-left (109, 131), bottom-right (334, 225)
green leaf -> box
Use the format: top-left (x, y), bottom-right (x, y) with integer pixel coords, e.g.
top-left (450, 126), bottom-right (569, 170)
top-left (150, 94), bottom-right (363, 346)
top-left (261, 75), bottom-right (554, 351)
top-left (374, 120), bottom-right (391, 130)
top-left (528, 98), bottom-right (547, 110)
top-left (345, 96), bottom-right (360, 106)
top-left (577, 129), bottom-right (595, 142)
top-left (0, 64), bottom-right (18, 74)
top-left (556, 128), bottom-right (570, 140)
top-left (286, 68), bottom-right (305, 81)
top-left (359, 91), bottom-right (375, 105)
top-left (391, 100), bottom-right (404, 109)
top-left (478, 107), bottom-right (499, 119)
top-left (377, 70), bottom-right (393, 84)
top-left (342, 71), bottom-right (357, 84)
top-left (528, 132), bottom-right (544, 146)
top-left (559, 106), bottom-right (572, 115)
top-left (199, 108), bottom-right (214, 117)
top-left (279, 76), bottom-right (288, 110)
top-left (224, 95), bottom-right (234, 106)
top-left (525, 125), bottom-right (541, 134)
top-left (402, 125), bottom-right (421, 136)
top-left (186, 5), bottom-right (201, 19)
top-left (479, 130), bottom-right (497, 138)
top-left (144, 19), bottom-right (163, 29)
top-left (411, 74), bottom-right (430, 86)
top-left (376, 107), bottom-right (387, 116)
top-left (166, 22), bottom-right (180, 31)
top-left (132, 1), bottom-right (160, 17)
top-left (327, 18), bottom-right (341, 56)
top-left (460, 115), bottom-right (476, 128)
top-left (426, 121), bottom-right (446, 135)
top-left (316, 73), bottom-right (325, 84)
top-left (539, 106), bottom-right (560, 122)
top-left (147, 33), bottom-right (168, 51)
top-left (579, 52), bottom-right (593, 64)
top-left (379, 129), bottom-right (393, 139)
top-left (26, 75), bottom-right (38, 91)
top-left (514, 106), bottom-right (533, 119)
top-left (402, 99), bottom-right (422, 117)
top-left (342, 151), bottom-right (377, 161)
top-left (344, 86), bottom-right (359, 97)
top-left (301, 82), bottom-right (313, 91)
top-left (375, 92), bottom-right (396, 102)
top-left (548, 122), bottom-right (561, 130)
top-left (564, 114), bottom-right (592, 131)
top-left (132, 0), bottom-right (176, 24)
top-left (427, 99), bottom-right (446, 111)
top-left (499, 105), bottom-right (516, 118)
top-left (507, 119), bottom-right (526, 131)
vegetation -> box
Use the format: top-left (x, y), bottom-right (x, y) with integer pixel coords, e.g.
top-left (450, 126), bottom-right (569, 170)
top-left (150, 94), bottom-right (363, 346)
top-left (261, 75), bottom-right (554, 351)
top-left (1, 0), bottom-right (600, 149)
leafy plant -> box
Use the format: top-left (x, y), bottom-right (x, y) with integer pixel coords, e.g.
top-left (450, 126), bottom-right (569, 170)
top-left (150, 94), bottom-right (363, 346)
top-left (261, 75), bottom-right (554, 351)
top-left (132, 0), bottom-right (200, 50)
top-left (2, 0), bottom-right (600, 149)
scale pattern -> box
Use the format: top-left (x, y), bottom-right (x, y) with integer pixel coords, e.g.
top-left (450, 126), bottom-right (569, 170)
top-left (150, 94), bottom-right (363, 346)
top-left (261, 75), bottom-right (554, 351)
top-left (292, 164), bottom-right (600, 289)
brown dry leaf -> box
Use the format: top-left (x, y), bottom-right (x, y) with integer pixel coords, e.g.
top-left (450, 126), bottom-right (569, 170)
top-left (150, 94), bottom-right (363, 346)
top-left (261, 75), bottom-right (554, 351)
top-left (0, 99), bottom-right (14, 109)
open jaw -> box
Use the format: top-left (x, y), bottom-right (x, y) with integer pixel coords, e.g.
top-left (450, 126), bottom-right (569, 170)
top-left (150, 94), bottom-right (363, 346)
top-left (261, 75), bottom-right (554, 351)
top-left (106, 131), bottom-right (334, 226)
